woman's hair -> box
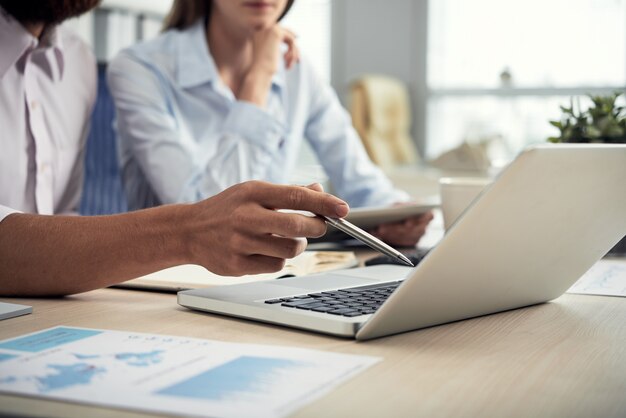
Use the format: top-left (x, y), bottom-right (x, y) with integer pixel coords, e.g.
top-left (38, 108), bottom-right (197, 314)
top-left (163, 0), bottom-right (295, 31)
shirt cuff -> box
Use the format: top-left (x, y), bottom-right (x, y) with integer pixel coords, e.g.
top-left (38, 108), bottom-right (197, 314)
top-left (0, 205), bottom-right (20, 224)
top-left (222, 101), bottom-right (285, 152)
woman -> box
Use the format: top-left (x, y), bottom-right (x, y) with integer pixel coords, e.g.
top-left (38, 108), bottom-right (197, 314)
top-left (107, 0), bottom-right (432, 246)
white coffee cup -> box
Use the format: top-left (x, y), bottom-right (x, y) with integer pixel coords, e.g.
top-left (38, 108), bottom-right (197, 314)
top-left (439, 177), bottom-right (492, 232)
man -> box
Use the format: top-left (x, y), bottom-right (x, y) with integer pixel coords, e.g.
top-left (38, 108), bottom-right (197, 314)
top-left (0, 0), bottom-right (349, 297)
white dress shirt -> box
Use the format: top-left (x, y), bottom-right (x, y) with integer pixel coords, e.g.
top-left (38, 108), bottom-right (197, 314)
top-left (108, 20), bottom-right (408, 211)
top-left (0, 8), bottom-right (97, 223)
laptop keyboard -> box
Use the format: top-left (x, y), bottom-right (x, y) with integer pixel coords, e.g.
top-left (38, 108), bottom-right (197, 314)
top-left (264, 281), bottom-right (403, 317)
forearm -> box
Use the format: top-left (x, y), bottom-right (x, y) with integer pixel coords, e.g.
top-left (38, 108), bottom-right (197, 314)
top-left (0, 206), bottom-right (190, 297)
top-left (238, 66), bottom-right (273, 107)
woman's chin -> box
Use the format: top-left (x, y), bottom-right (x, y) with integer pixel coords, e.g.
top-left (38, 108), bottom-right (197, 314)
top-left (244, 17), bottom-right (277, 31)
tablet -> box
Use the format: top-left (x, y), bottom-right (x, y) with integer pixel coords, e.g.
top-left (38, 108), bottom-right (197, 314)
top-left (345, 200), bottom-right (439, 230)
top-left (320, 198), bottom-right (439, 241)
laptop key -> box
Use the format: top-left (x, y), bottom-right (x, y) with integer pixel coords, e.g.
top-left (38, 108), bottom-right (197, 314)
top-left (343, 312), bottom-right (365, 317)
top-left (328, 308), bottom-right (359, 315)
top-left (296, 302), bottom-right (328, 310)
top-left (265, 299), bottom-right (283, 304)
top-left (281, 298), bottom-right (317, 307)
top-left (321, 291), bottom-right (342, 296)
top-left (311, 306), bottom-right (336, 313)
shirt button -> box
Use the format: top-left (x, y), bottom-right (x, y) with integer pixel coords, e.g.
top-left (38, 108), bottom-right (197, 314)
top-left (31, 101), bottom-right (38, 110)
top-left (39, 163), bottom-right (49, 173)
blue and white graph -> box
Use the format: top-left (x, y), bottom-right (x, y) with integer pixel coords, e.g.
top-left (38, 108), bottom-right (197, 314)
top-left (0, 327), bottom-right (379, 418)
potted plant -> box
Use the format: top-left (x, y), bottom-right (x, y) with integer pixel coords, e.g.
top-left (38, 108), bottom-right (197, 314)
top-left (548, 92), bottom-right (626, 256)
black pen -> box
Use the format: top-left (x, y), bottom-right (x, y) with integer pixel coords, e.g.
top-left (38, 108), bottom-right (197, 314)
top-left (323, 216), bottom-right (414, 267)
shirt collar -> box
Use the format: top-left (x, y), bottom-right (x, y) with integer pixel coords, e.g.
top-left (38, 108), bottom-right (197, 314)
top-left (176, 19), bottom-right (285, 91)
top-left (0, 6), bottom-right (64, 80)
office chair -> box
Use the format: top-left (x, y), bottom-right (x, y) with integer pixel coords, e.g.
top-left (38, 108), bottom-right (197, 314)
top-left (349, 75), bottom-right (420, 167)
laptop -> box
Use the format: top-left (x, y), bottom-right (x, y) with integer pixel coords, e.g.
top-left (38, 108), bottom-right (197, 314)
top-left (178, 144), bottom-right (626, 340)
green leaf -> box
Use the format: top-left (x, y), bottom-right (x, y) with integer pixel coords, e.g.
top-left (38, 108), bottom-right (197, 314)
top-left (548, 92), bottom-right (626, 144)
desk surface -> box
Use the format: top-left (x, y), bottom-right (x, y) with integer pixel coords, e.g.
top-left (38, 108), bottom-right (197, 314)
top-left (1, 284), bottom-right (625, 418)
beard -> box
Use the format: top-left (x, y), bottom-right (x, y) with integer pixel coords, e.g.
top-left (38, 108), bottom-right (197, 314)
top-left (0, 0), bottom-right (101, 25)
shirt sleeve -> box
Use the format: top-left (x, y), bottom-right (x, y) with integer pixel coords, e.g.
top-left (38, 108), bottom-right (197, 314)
top-left (302, 62), bottom-right (409, 208)
top-left (0, 205), bottom-right (19, 223)
top-left (107, 52), bottom-right (286, 204)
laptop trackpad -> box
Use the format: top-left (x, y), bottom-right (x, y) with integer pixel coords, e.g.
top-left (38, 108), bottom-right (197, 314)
top-left (275, 265), bottom-right (412, 291)
top-left (275, 273), bottom-right (379, 291)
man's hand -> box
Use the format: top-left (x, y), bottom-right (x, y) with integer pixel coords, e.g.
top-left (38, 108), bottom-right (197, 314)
top-left (370, 211), bottom-right (434, 248)
top-left (0, 181), bottom-right (347, 297)
top-left (183, 181), bottom-right (348, 276)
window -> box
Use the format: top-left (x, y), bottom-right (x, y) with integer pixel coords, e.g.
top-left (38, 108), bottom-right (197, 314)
top-left (281, 0), bottom-right (332, 83)
top-left (282, 0), bottom-right (333, 171)
top-left (426, 0), bottom-right (626, 159)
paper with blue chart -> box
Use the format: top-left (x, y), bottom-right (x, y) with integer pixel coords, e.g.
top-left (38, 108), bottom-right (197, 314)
top-left (0, 327), bottom-right (379, 417)
top-left (567, 259), bottom-right (626, 297)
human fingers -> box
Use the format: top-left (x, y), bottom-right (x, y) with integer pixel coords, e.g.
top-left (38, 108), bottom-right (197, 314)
top-left (280, 28), bottom-right (299, 69)
top-left (284, 49), bottom-right (298, 69)
top-left (253, 182), bottom-right (349, 218)
top-left (305, 183), bottom-right (324, 192)
top-left (416, 211), bottom-right (435, 225)
top-left (207, 253), bottom-right (287, 277)
top-left (282, 27), bottom-right (297, 39)
top-left (234, 254), bottom-right (289, 276)
top-left (257, 210), bottom-right (328, 238)
top-left (234, 234), bottom-right (308, 260)
top-left (249, 26), bottom-right (284, 75)
top-left (371, 221), bottom-right (427, 247)
top-left (400, 211), bottom-right (434, 229)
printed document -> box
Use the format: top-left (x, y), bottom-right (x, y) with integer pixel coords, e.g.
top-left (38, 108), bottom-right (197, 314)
top-left (0, 327), bottom-right (379, 417)
top-left (567, 258), bottom-right (626, 297)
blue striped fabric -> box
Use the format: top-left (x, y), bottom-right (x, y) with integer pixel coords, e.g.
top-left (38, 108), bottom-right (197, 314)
top-left (79, 63), bottom-right (128, 215)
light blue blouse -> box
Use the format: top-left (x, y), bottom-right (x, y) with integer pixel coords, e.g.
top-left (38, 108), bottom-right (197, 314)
top-left (107, 20), bottom-right (408, 211)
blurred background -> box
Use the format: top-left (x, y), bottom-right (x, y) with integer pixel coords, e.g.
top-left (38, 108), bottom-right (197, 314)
top-left (65, 0), bottom-right (626, 181)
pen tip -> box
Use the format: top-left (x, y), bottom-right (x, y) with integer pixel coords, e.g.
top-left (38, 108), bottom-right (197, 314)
top-left (399, 255), bottom-right (414, 267)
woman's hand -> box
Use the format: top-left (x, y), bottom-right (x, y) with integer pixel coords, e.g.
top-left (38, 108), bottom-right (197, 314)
top-left (370, 211), bottom-right (434, 248)
top-left (250, 25), bottom-right (299, 73)
top-left (238, 25), bottom-right (299, 106)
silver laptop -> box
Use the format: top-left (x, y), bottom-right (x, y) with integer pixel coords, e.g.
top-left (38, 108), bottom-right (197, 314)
top-left (178, 144), bottom-right (626, 340)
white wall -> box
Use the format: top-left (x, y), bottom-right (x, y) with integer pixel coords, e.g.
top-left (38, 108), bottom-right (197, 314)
top-left (331, 0), bottom-right (428, 154)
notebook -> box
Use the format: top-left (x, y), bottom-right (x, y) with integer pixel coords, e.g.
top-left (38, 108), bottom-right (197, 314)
top-left (0, 302), bottom-right (32, 321)
top-left (117, 251), bottom-right (358, 292)
top-left (178, 144), bottom-right (626, 340)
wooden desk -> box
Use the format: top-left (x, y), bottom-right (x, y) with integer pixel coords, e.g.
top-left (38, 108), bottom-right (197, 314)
top-left (1, 286), bottom-right (625, 418)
